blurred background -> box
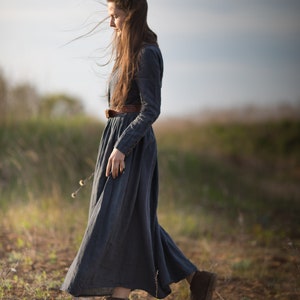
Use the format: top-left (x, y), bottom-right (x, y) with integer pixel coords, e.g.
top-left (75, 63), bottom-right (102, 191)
top-left (0, 1), bottom-right (300, 299)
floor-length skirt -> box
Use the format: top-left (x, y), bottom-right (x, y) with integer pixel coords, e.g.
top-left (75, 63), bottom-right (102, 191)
top-left (61, 114), bottom-right (197, 298)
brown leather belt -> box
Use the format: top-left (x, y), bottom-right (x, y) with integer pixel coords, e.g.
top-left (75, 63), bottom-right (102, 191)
top-left (105, 104), bottom-right (141, 118)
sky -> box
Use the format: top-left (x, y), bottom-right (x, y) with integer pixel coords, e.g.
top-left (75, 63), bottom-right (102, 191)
top-left (0, 0), bottom-right (300, 120)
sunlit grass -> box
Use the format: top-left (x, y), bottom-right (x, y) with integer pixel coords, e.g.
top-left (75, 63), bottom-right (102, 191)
top-left (0, 196), bottom-right (86, 299)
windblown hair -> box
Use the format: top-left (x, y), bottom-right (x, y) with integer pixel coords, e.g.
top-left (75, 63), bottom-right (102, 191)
top-left (108, 0), bottom-right (158, 108)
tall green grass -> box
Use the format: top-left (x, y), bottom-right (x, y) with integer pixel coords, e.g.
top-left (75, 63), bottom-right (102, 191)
top-left (0, 117), bottom-right (101, 206)
top-left (1, 117), bottom-right (299, 241)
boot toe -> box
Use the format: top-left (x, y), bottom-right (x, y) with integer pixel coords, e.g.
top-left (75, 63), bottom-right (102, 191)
top-left (190, 271), bottom-right (217, 300)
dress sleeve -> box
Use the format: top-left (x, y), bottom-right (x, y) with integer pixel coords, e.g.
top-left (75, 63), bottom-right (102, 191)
top-left (114, 45), bottom-right (163, 155)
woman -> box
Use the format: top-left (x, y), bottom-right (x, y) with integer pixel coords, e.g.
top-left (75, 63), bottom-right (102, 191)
top-left (61, 0), bottom-right (216, 299)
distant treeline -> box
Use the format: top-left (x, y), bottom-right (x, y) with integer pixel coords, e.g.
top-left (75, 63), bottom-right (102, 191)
top-left (0, 68), bottom-right (85, 121)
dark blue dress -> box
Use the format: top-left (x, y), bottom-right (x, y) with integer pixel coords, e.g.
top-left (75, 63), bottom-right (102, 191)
top-left (61, 44), bottom-right (197, 299)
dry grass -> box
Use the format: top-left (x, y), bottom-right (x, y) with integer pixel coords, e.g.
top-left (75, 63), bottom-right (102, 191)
top-left (1, 197), bottom-right (300, 299)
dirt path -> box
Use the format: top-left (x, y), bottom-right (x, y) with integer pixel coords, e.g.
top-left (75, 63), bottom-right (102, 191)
top-left (1, 227), bottom-right (300, 300)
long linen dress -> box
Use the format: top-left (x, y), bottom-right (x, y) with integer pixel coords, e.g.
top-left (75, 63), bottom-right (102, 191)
top-left (61, 44), bottom-right (197, 299)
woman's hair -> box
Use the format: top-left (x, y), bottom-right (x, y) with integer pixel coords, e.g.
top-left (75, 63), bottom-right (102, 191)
top-left (108, 0), bottom-right (158, 108)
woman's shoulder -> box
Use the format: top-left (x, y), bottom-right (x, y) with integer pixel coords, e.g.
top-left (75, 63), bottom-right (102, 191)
top-left (139, 43), bottom-right (163, 66)
top-left (140, 43), bottom-right (161, 56)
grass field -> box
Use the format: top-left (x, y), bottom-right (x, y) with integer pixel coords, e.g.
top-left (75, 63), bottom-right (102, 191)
top-left (0, 115), bottom-right (299, 299)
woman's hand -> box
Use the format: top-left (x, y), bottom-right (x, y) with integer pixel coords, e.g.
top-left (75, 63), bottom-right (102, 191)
top-left (106, 148), bottom-right (126, 179)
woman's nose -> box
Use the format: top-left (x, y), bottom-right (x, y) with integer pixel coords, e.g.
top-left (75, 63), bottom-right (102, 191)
top-left (110, 17), bottom-right (115, 28)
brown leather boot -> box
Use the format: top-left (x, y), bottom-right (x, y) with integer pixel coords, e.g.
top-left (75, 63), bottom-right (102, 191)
top-left (190, 270), bottom-right (217, 300)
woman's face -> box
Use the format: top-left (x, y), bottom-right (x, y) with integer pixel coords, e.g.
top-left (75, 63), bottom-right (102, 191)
top-left (107, 2), bottom-right (127, 37)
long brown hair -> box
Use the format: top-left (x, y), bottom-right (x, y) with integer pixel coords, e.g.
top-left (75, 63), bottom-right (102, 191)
top-left (108, 0), bottom-right (158, 108)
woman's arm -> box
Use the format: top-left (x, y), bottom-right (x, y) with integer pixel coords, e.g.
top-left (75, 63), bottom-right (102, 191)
top-left (114, 45), bottom-right (163, 156)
